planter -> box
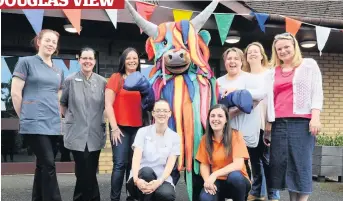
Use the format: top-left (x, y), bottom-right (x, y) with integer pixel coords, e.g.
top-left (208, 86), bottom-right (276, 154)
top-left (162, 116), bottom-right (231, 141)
top-left (312, 145), bottom-right (343, 182)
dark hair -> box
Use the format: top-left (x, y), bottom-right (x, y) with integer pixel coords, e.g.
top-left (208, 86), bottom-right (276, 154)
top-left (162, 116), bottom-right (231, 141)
top-left (79, 47), bottom-right (96, 59)
top-left (153, 99), bottom-right (171, 111)
top-left (33, 29), bottom-right (60, 55)
top-left (117, 47), bottom-right (141, 75)
top-left (205, 104), bottom-right (232, 162)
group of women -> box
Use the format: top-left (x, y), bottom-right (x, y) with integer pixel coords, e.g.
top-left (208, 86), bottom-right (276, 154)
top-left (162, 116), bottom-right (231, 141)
top-left (11, 29), bottom-right (323, 201)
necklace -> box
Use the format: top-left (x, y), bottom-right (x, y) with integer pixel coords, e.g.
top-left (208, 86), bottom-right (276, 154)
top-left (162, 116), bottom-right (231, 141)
top-left (280, 67), bottom-right (294, 77)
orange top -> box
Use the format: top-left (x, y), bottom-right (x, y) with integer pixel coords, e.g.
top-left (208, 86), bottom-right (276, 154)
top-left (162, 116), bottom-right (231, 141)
top-left (106, 73), bottom-right (142, 127)
top-left (196, 129), bottom-right (250, 181)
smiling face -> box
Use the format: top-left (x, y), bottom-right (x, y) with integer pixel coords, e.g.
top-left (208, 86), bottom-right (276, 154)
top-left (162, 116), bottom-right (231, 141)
top-left (125, 51), bottom-right (139, 74)
top-left (79, 50), bottom-right (96, 74)
top-left (246, 45), bottom-right (263, 64)
top-left (209, 108), bottom-right (227, 132)
top-left (275, 39), bottom-right (295, 64)
top-left (152, 101), bottom-right (172, 125)
top-left (225, 50), bottom-right (243, 76)
top-left (37, 31), bottom-right (58, 56)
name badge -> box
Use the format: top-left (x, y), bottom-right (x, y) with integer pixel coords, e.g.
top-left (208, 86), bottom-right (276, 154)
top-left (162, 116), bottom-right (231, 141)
top-left (75, 78), bottom-right (83, 82)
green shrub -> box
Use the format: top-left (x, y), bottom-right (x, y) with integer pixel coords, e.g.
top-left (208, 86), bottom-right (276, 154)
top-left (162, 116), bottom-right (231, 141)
top-left (316, 132), bottom-right (343, 146)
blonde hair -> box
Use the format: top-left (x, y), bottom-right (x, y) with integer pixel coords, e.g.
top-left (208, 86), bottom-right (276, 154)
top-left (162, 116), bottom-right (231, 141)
top-left (222, 47), bottom-right (245, 67)
top-left (270, 32), bottom-right (303, 68)
top-left (243, 42), bottom-right (269, 72)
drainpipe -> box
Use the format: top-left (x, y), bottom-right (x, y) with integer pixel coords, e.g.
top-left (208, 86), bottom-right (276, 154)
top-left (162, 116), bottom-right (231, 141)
top-left (268, 14), bottom-right (343, 29)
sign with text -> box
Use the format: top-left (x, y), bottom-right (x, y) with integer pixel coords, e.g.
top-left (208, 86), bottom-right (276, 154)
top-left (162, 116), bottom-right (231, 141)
top-left (0, 0), bottom-right (125, 9)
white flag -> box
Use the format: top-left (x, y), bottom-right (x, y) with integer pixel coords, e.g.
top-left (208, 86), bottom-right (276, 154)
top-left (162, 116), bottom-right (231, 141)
top-left (315, 26), bottom-right (331, 56)
top-left (105, 9), bottom-right (118, 29)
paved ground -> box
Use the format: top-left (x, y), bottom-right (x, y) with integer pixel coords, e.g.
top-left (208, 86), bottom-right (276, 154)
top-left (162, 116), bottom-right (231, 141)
top-left (1, 174), bottom-right (343, 201)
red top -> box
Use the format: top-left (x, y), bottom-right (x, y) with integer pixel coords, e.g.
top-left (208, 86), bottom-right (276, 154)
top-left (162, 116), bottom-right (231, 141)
top-left (274, 67), bottom-right (311, 119)
top-left (106, 73), bottom-right (142, 127)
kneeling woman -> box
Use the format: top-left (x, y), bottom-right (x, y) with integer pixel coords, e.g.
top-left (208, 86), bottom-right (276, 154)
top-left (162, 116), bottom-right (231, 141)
top-left (126, 99), bottom-right (180, 201)
top-left (196, 104), bottom-right (251, 201)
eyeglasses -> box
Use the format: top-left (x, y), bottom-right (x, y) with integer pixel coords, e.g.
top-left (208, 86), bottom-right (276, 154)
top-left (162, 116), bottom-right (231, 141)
top-left (153, 109), bottom-right (170, 113)
top-left (80, 57), bottom-right (95, 61)
top-left (274, 32), bottom-right (294, 40)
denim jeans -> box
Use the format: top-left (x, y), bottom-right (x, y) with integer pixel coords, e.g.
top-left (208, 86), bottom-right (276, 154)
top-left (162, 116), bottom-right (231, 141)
top-left (110, 126), bottom-right (139, 201)
top-left (248, 130), bottom-right (280, 200)
top-left (199, 171), bottom-right (251, 201)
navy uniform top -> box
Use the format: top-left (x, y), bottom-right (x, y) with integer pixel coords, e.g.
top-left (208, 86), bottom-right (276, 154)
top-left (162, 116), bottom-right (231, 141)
top-left (12, 55), bottom-right (64, 135)
top-left (60, 71), bottom-right (107, 152)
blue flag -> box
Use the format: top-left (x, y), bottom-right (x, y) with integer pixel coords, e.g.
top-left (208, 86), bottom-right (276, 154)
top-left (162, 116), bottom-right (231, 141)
top-left (251, 12), bottom-right (269, 33)
top-left (22, 9), bottom-right (44, 35)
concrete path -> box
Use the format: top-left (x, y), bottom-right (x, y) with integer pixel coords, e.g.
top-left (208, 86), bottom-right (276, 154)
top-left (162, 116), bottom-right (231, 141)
top-left (1, 174), bottom-right (343, 201)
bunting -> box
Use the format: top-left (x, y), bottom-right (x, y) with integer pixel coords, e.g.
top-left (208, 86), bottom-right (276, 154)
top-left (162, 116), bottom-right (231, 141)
top-left (214, 13), bottom-right (235, 45)
top-left (251, 12), bottom-right (269, 33)
top-left (4, 57), bottom-right (19, 74)
top-left (63, 60), bottom-right (70, 69)
top-left (62, 9), bottom-right (82, 35)
top-left (285, 17), bottom-right (302, 36)
top-left (105, 9), bottom-right (118, 29)
top-left (135, 1), bottom-right (157, 34)
top-left (316, 26), bottom-right (331, 56)
top-left (173, 9), bottom-right (193, 21)
top-left (22, 9), bottom-right (44, 35)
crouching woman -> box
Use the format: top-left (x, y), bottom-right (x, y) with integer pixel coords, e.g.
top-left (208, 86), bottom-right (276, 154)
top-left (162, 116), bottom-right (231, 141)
top-left (126, 99), bottom-right (180, 201)
top-left (196, 104), bottom-right (251, 201)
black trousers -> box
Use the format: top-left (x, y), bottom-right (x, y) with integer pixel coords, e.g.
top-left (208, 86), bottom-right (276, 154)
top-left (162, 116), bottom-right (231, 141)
top-left (72, 145), bottom-right (101, 201)
top-left (126, 167), bottom-right (176, 201)
top-left (24, 134), bottom-right (62, 201)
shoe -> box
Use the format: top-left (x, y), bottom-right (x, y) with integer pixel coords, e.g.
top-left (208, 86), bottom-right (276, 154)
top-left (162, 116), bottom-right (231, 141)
top-left (247, 194), bottom-right (265, 201)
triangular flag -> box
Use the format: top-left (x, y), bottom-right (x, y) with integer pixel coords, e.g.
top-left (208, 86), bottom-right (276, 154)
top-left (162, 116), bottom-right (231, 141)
top-left (214, 13), bottom-right (235, 45)
top-left (173, 9), bottom-right (193, 22)
top-left (105, 9), bottom-right (118, 29)
top-left (316, 26), bottom-right (331, 56)
top-left (285, 17), bottom-right (302, 36)
top-left (22, 9), bottom-right (44, 35)
top-left (63, 60), bottom-right (70, 69)
top-left (4, 56), bottom-right (19, 74)
top-left (136, 1), bottom-right (157, 34)
top-left (62, 9), bottom-right (82, 35)
top-left (251, 12), bottom-right (269, 33)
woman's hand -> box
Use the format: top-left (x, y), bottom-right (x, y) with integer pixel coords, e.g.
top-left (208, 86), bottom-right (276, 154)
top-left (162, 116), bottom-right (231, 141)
top-left (136, 179), bottom-right (150, 193)
top-left (309, 117), bottom-right (321, 136)
top-left (222, 88), bottom-right (236, 98)
top-left (111, 127), bottom-right (124, 146)
top-left (204, 174), bottom-right (217, 195)
top-left (145, 179), bottom-right (163, 194)
top-left (264, 122), bottom-right (272, 146)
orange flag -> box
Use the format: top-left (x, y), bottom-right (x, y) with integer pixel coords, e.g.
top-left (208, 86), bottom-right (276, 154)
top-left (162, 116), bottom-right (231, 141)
top-left (135, 1), bottom-right (156, 34)
top-left (285, 17), bottom-right (302, 36)
top-left (62, 9), bottom-right (82, 35)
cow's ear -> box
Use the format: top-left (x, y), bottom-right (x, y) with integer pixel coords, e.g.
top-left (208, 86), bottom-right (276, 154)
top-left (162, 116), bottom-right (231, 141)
top-left (145, 38), bottom-right (155, 61)
top-left (199, 30), bottom-right (211, 46)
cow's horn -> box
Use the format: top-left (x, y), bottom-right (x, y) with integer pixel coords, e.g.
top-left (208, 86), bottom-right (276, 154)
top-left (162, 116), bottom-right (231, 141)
top-left (190, 0), bottom-right (219, 32)
top-left (125, 0), bottom-right (158, 38)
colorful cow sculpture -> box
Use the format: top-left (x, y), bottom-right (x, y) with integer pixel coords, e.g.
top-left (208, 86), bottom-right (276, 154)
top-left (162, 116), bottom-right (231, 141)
top-left (126, 1), bottom-right (219, 200)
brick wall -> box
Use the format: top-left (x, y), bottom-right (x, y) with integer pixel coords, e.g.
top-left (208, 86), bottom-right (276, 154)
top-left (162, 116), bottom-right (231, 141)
top-left (304, 52), bottom-right (343, 136)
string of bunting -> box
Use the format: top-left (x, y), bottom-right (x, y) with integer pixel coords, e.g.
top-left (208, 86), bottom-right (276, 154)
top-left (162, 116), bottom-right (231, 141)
top-left (21, 1), bottom-right (343, 56)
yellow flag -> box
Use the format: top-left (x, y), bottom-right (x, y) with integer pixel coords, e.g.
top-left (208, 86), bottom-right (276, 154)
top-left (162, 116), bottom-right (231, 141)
top-left (173, 9), bottom-right (193, 22)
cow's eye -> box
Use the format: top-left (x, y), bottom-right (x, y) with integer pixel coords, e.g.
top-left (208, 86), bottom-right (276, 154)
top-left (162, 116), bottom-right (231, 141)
top-left (163, 40), bottom-right (168, 46)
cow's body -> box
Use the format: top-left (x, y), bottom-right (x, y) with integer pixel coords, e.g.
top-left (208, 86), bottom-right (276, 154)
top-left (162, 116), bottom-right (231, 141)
top-left (126, 1), bottom-right (219, 200)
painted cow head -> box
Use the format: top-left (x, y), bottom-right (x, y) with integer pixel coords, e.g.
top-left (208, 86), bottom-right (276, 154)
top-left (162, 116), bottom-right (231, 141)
top-left (126, 1), bottom-right (219, 75)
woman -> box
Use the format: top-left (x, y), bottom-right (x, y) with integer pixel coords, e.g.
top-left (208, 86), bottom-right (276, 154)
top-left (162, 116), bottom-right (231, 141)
top-left (60, 47), bottom-right (107, 201)
top-left (126, 99), bottom-right (180, 201)
top-left (243, 42), bottom-right (280, 201)
top-left (266, 32), bottom-right (323, 201)
top-left (196, 104), bottom-right (251, 201)
top-left (11, 29), bottom-right (64, 201)
top-left (217, 47), bottom-right (266, 177)
top-left (105, 47), bottom-right (143, 201)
